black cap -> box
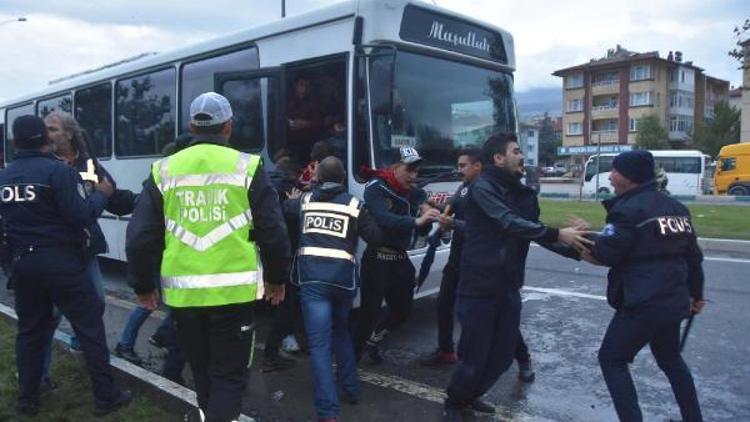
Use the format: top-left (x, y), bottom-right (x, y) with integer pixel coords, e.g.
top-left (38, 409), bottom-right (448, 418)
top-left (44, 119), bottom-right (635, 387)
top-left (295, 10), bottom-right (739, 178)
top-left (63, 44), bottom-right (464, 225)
top-left (612, 150), bottom-right (655, 184)
top-left (12, 115), bottom-right (48, 149)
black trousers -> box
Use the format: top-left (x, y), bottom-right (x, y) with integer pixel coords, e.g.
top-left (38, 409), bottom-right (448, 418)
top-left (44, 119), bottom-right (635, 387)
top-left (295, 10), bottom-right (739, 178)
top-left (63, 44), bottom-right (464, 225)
top-left (446, 290), bottom-right (521, 407)
top-left (354, 248), bottom-right (416, 359)
top-left (173, 303), bottom-right (255, 422)
top-left (12, 247), bottom-right (118, 405)
top-left (436, 266), bottom-right (530, 363)
top-left (598, 311), bottom-right (702, 422)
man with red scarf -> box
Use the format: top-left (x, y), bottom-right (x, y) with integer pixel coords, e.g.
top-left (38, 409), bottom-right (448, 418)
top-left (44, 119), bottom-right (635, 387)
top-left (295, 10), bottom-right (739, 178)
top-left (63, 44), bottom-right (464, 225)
top-left (354, 147), bottom-right (440, 363)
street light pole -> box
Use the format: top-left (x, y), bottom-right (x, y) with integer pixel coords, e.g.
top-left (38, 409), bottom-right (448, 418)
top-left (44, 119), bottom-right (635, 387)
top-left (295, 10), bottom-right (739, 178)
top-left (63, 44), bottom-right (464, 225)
top-left (281, 0), bottom-right (286, 18)
top-left (594, 132), bottom-right (602, 201)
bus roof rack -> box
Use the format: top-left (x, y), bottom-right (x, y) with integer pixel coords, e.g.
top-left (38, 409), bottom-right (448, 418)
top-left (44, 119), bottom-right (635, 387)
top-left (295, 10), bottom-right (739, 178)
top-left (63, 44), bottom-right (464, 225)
top-left (48, 52), bottom-right (159, 85)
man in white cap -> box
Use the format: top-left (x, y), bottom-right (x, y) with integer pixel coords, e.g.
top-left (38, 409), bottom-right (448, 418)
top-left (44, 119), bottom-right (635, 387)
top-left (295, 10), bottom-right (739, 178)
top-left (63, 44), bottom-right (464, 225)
top-left (126, 92), bottom-right (292, 421)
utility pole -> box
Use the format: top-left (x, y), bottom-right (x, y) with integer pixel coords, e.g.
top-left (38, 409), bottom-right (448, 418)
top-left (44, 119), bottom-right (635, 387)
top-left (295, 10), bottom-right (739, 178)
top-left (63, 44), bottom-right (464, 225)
top-left (282, 0), bottom-right (286, 18)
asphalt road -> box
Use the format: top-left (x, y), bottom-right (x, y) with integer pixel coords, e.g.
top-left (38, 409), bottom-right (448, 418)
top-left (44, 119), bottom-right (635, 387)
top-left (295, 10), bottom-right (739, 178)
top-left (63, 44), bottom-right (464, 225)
top-left (1, 246), bottom-right (748, 421)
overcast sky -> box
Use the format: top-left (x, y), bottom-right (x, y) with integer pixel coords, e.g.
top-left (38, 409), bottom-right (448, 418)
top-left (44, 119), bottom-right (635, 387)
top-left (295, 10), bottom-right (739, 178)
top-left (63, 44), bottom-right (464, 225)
top-left (0, 0), bottom-right (746, 104)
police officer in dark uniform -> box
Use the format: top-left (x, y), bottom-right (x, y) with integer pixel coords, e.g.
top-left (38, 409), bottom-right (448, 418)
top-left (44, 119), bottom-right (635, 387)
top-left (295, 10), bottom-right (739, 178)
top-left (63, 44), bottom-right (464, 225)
top-left (0, 115), bottom-right (131, 416)
top-left (581, 150), bottom-right (705, 422)
top-left (354, 147), bottom-right (440, 363)
top-left (284, 156), bottom-right (383, 421)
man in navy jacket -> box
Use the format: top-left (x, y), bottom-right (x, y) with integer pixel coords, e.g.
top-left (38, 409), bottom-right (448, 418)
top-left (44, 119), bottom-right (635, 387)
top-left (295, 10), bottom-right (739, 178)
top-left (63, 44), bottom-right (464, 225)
top-left (582, 150), bottom-right (704, 422)
top-left (443, 133), bottom-right (586, 421)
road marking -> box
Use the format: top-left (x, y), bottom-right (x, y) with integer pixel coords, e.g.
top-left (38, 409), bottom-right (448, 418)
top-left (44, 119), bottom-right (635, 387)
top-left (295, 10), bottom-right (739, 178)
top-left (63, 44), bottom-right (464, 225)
top-left (523, 286), bottom-right (606, 301)
top-left (358, 370), bottom-right (540, 422)
top-left (704, 256), bottom-right (750, 264)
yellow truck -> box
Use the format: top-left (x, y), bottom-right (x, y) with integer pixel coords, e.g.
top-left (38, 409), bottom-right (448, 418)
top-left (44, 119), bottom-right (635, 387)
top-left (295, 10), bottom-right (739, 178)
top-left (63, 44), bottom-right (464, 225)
top-left (714, 142), bottom-right (750, 196)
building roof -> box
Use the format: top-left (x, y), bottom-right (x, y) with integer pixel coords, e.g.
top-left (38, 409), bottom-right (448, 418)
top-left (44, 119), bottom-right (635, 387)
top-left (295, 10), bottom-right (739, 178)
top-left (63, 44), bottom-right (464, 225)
top-left (552, 46), bottom-right (704, 77)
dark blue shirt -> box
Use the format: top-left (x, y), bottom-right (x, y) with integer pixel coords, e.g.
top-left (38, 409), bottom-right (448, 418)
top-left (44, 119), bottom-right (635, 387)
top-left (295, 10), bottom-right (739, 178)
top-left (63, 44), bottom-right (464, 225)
top-left (0, 150), bottom-right (108, 249)
top-left (363, 178), bottom-right (429, 251)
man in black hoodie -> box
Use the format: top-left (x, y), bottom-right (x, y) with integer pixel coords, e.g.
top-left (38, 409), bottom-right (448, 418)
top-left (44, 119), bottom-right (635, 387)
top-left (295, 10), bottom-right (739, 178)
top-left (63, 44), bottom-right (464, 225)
top-left (443, 133), bottom-right (587, 421)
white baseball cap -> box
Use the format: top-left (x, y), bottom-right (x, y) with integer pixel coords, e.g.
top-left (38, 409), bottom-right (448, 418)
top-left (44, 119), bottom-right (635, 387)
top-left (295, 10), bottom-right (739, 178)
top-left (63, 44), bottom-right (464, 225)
top-left (190, 92), bottom-right (233, 126)
top-left (399, 146), bottom-right (423, 165)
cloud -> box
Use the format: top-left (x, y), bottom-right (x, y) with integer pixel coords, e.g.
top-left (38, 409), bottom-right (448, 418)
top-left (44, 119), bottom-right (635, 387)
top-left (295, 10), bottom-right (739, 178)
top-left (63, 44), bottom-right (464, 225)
top-left (1, 0), bottom-right (746, 102)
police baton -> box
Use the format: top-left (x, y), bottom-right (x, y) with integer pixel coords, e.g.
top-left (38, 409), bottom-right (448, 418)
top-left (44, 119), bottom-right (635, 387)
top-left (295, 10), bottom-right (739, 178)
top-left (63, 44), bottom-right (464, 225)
top-left (679, 314), bottom-right (694, 352)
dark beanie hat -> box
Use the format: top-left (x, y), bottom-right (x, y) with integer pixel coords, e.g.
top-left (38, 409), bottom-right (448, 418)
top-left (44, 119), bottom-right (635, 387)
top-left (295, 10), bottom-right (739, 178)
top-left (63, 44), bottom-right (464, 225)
top-left (12, 115), bottom-right (48, 148)
top-left (612, 150), bottom-right (655, 184)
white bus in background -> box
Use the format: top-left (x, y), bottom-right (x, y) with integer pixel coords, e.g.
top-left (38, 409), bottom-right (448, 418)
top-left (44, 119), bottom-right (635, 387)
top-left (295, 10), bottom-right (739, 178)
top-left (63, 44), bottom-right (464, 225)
top-left (1, 0), bottom-right (518, 295)
top-left (582, 150), bottom-right (712, 196)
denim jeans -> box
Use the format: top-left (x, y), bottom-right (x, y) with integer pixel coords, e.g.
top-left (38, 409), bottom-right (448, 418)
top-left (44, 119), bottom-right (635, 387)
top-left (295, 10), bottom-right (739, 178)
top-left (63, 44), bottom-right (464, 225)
top-left (300, 282), bottom-right (359, 419)
top-left (118, 306), bottom-right (152, 349)
top-left (43, 257), bottom-right (105, 378)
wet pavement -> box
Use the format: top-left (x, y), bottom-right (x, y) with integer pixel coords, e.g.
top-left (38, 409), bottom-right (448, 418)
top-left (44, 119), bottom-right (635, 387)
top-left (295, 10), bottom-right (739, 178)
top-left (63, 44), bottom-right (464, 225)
top-left (1, 246), bottom-right (749, 421)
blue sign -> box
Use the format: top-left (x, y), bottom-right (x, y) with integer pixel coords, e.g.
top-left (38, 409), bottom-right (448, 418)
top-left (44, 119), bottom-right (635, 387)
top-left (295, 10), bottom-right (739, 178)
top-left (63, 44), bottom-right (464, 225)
top-left (557, 145), bottom-right (634, 156)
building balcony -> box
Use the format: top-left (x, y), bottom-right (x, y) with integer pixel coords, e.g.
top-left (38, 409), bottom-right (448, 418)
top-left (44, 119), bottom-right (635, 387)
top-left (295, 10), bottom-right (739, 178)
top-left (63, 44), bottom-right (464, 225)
top-left (591, 104), bottom-right (619, 119)
top-left (590, 130), bottom-right (620, 144)
top-left (592, 81), bottom-right (620, 95)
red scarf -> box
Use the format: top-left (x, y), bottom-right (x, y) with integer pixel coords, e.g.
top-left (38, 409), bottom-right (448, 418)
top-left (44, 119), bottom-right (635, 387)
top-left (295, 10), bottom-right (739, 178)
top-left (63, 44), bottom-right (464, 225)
top-left (360, 166), bottom-right (410, 195)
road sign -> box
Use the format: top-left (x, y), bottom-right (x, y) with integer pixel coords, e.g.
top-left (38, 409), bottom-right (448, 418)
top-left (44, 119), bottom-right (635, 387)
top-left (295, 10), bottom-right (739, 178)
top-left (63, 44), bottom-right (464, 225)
top-left (557, 145), bottom-right (634, 156)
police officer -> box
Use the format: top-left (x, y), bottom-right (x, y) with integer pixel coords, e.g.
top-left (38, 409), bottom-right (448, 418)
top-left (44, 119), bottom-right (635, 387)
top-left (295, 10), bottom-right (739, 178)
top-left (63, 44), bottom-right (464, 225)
top-left (126, 92), bottom-right (291, 422)
top-left (443, 133), bottom-right (585, 421)
top-left (284, 156), bottom-right (383, 421)
top-left (420, 147), bottom-right (536, 382)
top-left (580, 150), bottom-right (704, 422)
top-left (354, 147), bottom-right (440, 363)
top-left (0, 115), bottom-right (131, 416)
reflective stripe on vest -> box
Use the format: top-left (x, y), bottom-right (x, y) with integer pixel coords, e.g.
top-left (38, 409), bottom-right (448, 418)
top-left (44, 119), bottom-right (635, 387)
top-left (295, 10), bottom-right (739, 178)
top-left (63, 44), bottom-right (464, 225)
top-left (165, 209), bottom-right (253, 252)
top-left (301, 194), bottom-right (360, 218)
top-left (162, 270), bottom-right (258, 289)
top-left (299, 246), bottom-right (355, 262)
top-left (157, 154), bottom-right (253, 193)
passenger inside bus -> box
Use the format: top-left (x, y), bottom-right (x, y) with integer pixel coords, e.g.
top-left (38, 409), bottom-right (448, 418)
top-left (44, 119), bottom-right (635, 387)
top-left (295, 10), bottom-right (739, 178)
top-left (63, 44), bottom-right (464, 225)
top-left (286, 75), bottom-right (323, 163)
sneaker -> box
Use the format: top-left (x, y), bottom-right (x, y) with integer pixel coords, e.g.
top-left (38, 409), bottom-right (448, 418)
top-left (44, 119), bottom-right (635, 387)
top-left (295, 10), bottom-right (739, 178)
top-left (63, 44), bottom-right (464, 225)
top-left (281, 335), bottom-right (301, 353)
top-left (366, 343), bottom-right (383, 365)
top-left (517, 359), bottom-right (536, 383)
top-left (420, 349), bottom-right (458, 367)
top-left (183, 408), bottom-right (205, 422)
top-left (16, 401), bottom-right (39, 417)
top-left (471, 399), bottom-right (495, 414)
top-left (94, 389), bottom-right (133, 416)
top-left (262, 355), bottom-right (296, 373)
top-left (114, 344), bottom-right (143, 365)
top-left (148, 334), bottom-right (168, 351)
top-left (341, 392), bottom-right (360, 405)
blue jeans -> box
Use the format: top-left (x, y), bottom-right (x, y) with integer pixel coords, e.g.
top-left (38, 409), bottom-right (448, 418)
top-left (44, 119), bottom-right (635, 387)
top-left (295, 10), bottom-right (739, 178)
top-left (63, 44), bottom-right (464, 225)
top-left (300, 283), bottom-right (359, 419)
top-left (118, 306), bottom-right (176, 350)
top-left (42, 257), bottom-right (105, 378)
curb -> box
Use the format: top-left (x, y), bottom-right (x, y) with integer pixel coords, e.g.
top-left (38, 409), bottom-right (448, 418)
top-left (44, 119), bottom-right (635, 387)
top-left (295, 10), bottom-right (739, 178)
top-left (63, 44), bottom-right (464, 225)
top-left (539, 192), bottom-right (750, 204)
top-left (698, 238), bottom-right (750, 258)
top-left (0, 302), bottom-right (254, 422)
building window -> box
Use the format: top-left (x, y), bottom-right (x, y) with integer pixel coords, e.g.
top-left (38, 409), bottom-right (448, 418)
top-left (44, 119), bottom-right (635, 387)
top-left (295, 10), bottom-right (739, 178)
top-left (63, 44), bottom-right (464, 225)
top-left (567, 98), bottom-right (583, 112)
top-left (629, 118), bottom-right (640, 132)
top-left (567, 122), bottom-right (582, 135)
top-left (630, 64), bottom-right (651, 81)
top-left (669, 90), bottom-right (694, 109)
top-left (629, 91), bottom-right (652, 106)
top-left (566, 74), bottom-right (583, 88)
top-left (669, 115), bottom-right (693, 133)
top-left (527, 130), bottom-right (535, 137)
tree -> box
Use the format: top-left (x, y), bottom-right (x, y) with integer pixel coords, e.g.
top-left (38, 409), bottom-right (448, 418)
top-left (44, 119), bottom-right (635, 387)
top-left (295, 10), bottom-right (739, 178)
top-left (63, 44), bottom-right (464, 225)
top-left (635, 114), bottom-right (669, 150)
top-left (692, 101), bottom-right (741, 157)
top-left (728, 17), bottom-right (749, 72)
top-left (537, 112), bottom-right (560, 166)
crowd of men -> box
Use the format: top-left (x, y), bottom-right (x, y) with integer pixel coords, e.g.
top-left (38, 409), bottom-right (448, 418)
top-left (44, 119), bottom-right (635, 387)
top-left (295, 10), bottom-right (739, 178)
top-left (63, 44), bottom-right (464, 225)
top-left (0, 90), bottom-right (705, 422)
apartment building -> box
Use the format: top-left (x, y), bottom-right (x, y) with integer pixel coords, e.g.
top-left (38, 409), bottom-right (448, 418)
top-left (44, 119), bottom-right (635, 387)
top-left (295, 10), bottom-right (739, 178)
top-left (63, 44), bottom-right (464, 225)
top-left (553, 45), bottom-right (729, 148)
top-left (519, 122), bottom-right (540, 167)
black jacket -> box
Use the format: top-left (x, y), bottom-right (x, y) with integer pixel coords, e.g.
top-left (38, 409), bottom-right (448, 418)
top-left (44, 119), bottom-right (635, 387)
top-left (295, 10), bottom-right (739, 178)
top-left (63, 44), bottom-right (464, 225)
top-left (363, 178), bottom-right (430, 251)
top-left (458, 166), bottom-right (577, 299)
top-left (126, 139), bottom-right (292, 295)
top-left (0, 151), bottom-right (107, 249)
top-left (592, 181), bottom-right (704, 316)
top-left (445, 182), bottom-right (470, 272)
top-left (284, 182), bottom-right (383, 289)
top-left (72, 156), bottom-right (136, 255)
